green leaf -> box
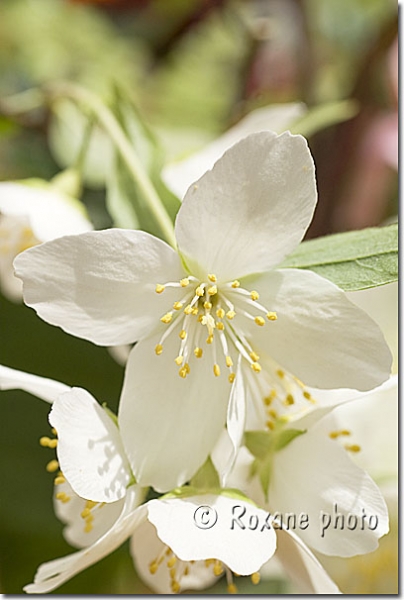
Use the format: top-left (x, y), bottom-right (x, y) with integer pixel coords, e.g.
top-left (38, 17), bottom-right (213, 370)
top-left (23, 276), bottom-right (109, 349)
top-left (274, 428), bottom-right (306, 451)
top-left (244, 431), bottom-right (273, 460)
top-left (190, 456), bottom-right (220, 490)
top-left (280, 224), bottom-right (398, 291)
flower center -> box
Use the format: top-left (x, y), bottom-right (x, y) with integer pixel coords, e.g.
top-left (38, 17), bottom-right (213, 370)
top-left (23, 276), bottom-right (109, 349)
top-left (154, 274), bottom-right (277, 382)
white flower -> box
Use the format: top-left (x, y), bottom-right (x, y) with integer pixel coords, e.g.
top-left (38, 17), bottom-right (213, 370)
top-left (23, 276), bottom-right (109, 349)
top-left (1, 365), bottom-right (340, 594)
top-left (14, 131), bottom-right (392, 492)
top-left (0, 180), bottom-right (92, 301)
top-left (162, 102), bottom-right (306, 199)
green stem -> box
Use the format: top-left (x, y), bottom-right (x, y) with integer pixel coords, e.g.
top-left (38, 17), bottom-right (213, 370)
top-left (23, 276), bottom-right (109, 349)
top-left (46, 82), bottom-right (177, 248)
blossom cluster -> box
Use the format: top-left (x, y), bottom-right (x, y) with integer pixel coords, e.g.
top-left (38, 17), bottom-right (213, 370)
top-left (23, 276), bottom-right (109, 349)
top-left (0, 116), bottom-right (396, 594)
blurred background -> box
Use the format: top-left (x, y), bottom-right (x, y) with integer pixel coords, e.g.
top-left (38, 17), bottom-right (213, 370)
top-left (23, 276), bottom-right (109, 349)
top-left (0, 0), bottom-right (398, 594)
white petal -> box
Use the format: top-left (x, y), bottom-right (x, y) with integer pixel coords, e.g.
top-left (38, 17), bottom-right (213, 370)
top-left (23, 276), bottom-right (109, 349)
top-left (175, 131), bottom-right (317, 281)
top-left (0, 364), bottom-right (70, 403)
top-left (24, 486), bottom-right (145, 594)
top-left (245, 269), bottom-right (392, 390)
top-left (119, 333), bottom-right (230, 492)
top-left (131, 519), bottom-right (217, 594)
top-left (269, 426), bottom-right (389, 556)
top-left (53, 480), bottom-right (125, 549)
top-left (49, 388), bottom-right (131, 503)
top-left (320, 376), bottom-right (398, 484)
top-left (163, 103), bottom-right (306, 199)
top-left (14, 229), bottom-right (185, 345)
top-left (274, 528), bottom-right (341, 594)
top-left (0, 182), bottom-right (92, 240)
top-left (348, 282), bottom-right (398, 373)
top-left (147, 493), bottom-right (277, 575)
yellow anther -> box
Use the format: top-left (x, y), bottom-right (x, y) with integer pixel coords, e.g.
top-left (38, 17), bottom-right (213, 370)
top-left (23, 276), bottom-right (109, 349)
top-left (180, 278), bottom-right (190, 287)
top-left (161, 312), bottom-right (173, 324)
top-left (213, 562), bottom-right (224, 576)
top-left (205, 559), bottom-right (215, 567)
top-left (184, 363), bottom-right (191, 374)
top-left (251, 572), bottom-right (260, 585)
top-left (251, 362), bottom-right (261, 373)
top-left (184, 305), bottom-right (193, 315)
top-left (183, 566), bottom-right (189, 576)
top-left (173, 301), bottom-right (183, 310)
top-left (192, 307), bottom-right (199, 316)
top-left (250, 351), bottom-right (260, 362)
top-left (226, 310), bottom-right (236, 320)
top-left (149, 562), bottom-right (158, 575)
top-left (155, 284), bottom-right (165, 294)
top-left (169, 567), bottom-right (177, 579)
top-left (227, 583), bottom-right (238, 594)
top-left (175, 356), bottom-right (184, 366)
top-left (203, 301), bottom-right (212, 310)
top-left (48, 439), bottom-right (58, 448)
top-left (207, 285), bottom-right (217, 296)
top-left (171, 581), bottom-right (181, 593)
top-left (226, 356), bottom-right (233, 368)
top-left (155, 344), bottom-right (163, 355)
top-left (39, 436), bottom-right (51, 447)
top-left (228, 373), bottom-right (236, 384)
top-left (268, 409), bottom-right (278, 420)
top-left (329, 431), bottom-right (339, 439)
top-left (276, 369), bottom-right (285, 379)
top-left (46, 460), bottom-right (59, 473)
top-left (206, 335), bottom-right (214, 344)
top-left (167, 556), bottom-right (177, 568)
top-left (341, 430), bottom-right (351, 436)
top-left (85, 500), bottom-right (97, 509)
top-left (208, 274), bottom-right (217, 282)
top-left (217, 322), bottom-right (225, 331)
top-left (85, 513), bottom-right (94, 523)
top-left (216, 307), bottom-right (225, 319)
top-left (54, 475), bottom-right (65, 485)
top-left (284, 394), bottom-right (294, 406)
top-left (196, 285), bottom-right (204, 297)
top-left (84, 522), bottom-right (93, 533)
top-left (263, 396), bottom-right (272, 406)
top-left (213, 364), bottom-right (221, 377)
top-left (345, 444), bottom-right (361, 453)
top-left (254, 316), bottom-right (265, 326)
top-left (198, 314), bottom-right (204, 323)
top-left (81, 508), bottom-right (91, 519)
top-left (250, 290), bottom-right (259, 301)
top-left (303, 391), bottom-right (312, 400)
top-left (194, 347), bottom-right (203, 358)
top-left (231, 280), bottom-right (240, 288)
top-left (51, 428), bottom-right (57, 436)
top-left (266, 420), bottom-right (275, 431)
top-left (267, 311), bottom-right (278, 321)
top-left (179, 329), bottom-right (187, 340)
top-left (56, 492), bottom-right (71, 503)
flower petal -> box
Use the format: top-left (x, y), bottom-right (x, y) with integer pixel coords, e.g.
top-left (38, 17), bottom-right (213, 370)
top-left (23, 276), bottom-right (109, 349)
top-left (274, 527), bottom-right (341, 594)
top-left (131, 519), bottom-right (217, 593)
top-left (49, 387), bottom-right (132, 503)
top-left (147, 493), bottom-right (277, 575)
top-left (0, 364), bottom-right (70, 403)
top-left (53, 480), bottom-right (125, 549)
top-left (163, 103), bottom-right (306, 199)
top-left (14, 229), bottom-right (185, 345)
top-left (175, 131), bottom-right (317, 281)
top-left (269, 425), bottom-right (389, 556)
top-left (0, 182), bottom-right (92, 240)
top-left (244, 269), bottom-right (392, 390)
top-left (24, 486), bottom-right (145, 594)
top-left (118, 333), bottom-right (230, 492)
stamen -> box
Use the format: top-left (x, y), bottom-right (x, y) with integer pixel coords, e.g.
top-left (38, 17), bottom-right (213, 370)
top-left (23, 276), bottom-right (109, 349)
top-left (254, 316), bottom-right (265, 326)
top-left (206, 335), bottom-right (214, 344)
top-left (267, 311), bottom-right (277, 321)
top-left (216, 307), bottom-right (225, 319)
top-left (251, 572), bottom-right (260, 585)
top-left (250, 290), bottom-right (259, 301)
top-left (284, 394), bottom-right (294, 406)
top-left (231, 280), bottom-right (240, 288)
top-left (213, 364), bottom-right (221, 377)
top-left (226, 356), bottom-right (233, 368)
top-left (345, 444), bottom-right (361, 453)
top-left (184, 305), bottom-right (193, 315)
top-left (250, 351), bottom-right (260, 362)
top-left (226, 310), bottom-right (236, 320)
top-left (179, 329), bottom-right (187, 340)
top-left (155, 284), bottom-right (165, 294)
top-left (55, 491), bottom-right (71, 503)
top-left (161, 312), bottom-right (173, 324)
top-left (175, 356), bottom-right (184, 366)
top-left (203, 301), bottom-right (212, 310)
top-left (194, 347), bottom-right (203, 358)
top-left (155, 344), bottom-right (163, 355)
top-left (207, 285), bottom-right (217, 296)
top-left (173, 301), bottom-right (183, 310)
top-left (276, 369), bottom-right (285, 379)
top-left (213, 561), bottom-right (224, 576)
top-left (251, 362), bottom-right (261, 373)
top-left (196, 285), bottom-right (205, 297)
top-left (180, 278), bottom-right (190, 287)
top-left (46, 460), bottom-right (59, 473)
top-left (167, 556), bottom-right (177, 568)
top-left (228, 373), bottom-right (236, 384)
top-left (54, 475), bottom-right (65, 485)
top-left (208, 274), bottom-right (217, 282)
top-left (217, 322), bottom-right (225, 331)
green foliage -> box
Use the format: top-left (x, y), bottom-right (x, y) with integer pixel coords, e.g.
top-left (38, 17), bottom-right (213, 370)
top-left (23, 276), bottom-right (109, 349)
top-left (280, 224), bottom-right (398, 291)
